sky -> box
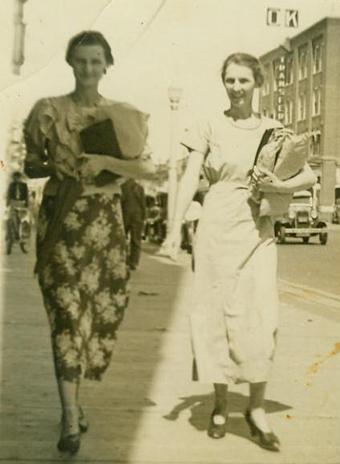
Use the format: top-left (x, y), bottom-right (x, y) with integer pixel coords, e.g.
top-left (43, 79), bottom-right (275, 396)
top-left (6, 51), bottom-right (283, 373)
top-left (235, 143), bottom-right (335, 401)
top-left (1, 0), bottom-right (340, 166)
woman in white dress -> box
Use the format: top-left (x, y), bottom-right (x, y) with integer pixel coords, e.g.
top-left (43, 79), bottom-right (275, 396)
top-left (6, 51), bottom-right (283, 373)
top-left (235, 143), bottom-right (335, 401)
top-left (163, 53), bottom-right (316, 451)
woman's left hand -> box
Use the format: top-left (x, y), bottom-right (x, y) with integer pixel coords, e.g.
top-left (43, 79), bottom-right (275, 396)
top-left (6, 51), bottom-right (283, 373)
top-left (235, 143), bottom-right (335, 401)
top-left (257, 168), bottom-right (286, 193)
top-left (78, 154), bottom-right (108, 179)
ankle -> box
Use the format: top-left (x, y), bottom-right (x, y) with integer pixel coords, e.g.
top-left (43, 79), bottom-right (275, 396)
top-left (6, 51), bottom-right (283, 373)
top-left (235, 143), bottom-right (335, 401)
top-left (62, 407), bottom-right (79, 431)
top-left (248, 406), bottom-right (265, 415)
top-left (63, 405), bottom-right (79, 415)
top-left (213, 403), bottom-right (228, 416)
top-left (248, 408), bottom-right (271, 433)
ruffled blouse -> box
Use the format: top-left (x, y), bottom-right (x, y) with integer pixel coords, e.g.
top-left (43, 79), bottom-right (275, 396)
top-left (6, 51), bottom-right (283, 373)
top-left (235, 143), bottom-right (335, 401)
top-left (24, 94), bottom-right (151, 196)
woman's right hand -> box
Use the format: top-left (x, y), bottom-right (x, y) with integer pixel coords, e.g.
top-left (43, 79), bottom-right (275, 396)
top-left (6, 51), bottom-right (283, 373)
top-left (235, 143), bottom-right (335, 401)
top-left (78, 154), bottom-right (108, 179)
top-left (48, 159), bottom-right (79, 181)
top-left (158, 230), bottom-right (182, 261)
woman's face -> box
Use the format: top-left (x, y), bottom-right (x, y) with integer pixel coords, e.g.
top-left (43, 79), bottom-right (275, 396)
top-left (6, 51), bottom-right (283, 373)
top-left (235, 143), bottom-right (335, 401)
top-left (70, 44), bottom-right (107, 87)
top-left (223, 63), bottom-right (256, 111)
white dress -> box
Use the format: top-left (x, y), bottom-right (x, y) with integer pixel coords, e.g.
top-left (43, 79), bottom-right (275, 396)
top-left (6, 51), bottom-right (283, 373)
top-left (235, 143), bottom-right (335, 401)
top-left (182, 112), bottom-right (282, 384)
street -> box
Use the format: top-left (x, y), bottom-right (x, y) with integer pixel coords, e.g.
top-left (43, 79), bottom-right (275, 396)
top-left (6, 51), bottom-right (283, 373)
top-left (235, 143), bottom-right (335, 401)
top-left (278, 226), bottom-right (340, 296)
top-left (0, 230), bottom-right (339, 463)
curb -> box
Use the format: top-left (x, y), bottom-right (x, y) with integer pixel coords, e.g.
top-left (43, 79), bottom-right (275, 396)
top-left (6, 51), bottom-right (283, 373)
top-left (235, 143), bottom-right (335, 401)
top-left (279, 278), bottom-right (340, 310)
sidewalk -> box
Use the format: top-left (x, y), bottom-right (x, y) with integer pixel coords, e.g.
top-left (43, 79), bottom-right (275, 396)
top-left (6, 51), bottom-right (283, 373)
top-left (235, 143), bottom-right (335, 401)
top-left (0, 242), bottom-right (339, 464)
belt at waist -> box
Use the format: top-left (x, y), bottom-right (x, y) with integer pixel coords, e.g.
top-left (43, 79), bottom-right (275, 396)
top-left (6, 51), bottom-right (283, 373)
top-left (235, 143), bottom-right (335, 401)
top-left (43, 176), bottom-right (123, 197)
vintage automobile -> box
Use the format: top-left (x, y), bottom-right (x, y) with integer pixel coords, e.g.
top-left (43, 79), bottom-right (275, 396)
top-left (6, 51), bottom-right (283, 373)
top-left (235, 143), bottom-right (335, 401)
top-left (332, 186), bottom-right (340, 224)
top-left (332, 199), bottom-right (340, 224)
top-left (274, 190), bottom-right (328, 245)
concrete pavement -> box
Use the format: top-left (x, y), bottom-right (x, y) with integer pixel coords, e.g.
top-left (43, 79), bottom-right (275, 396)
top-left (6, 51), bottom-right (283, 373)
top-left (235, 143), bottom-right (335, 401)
top-left (0, 240), bottom-right (340, 463)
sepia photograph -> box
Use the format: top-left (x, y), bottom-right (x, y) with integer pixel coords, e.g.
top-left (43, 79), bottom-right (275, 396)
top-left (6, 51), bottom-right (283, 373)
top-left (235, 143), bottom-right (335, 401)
top-left (0, 1), bottom-right (339, 462)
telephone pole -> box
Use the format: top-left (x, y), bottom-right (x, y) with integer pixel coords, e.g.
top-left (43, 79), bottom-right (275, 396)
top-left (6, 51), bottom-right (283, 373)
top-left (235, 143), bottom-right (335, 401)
top-left (12, 0), bottom-right (28, 75)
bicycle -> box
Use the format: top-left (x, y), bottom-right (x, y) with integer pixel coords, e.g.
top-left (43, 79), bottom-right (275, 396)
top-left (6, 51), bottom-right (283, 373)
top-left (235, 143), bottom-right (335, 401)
top-left (5, 201), bottom-right (31, 255)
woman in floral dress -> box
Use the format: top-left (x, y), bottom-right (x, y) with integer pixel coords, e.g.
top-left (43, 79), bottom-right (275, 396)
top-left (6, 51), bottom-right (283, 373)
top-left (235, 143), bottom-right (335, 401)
top-left (163, 53), bottom-right (316, 451)
top-left (24, 31), bottom-right (155, 454)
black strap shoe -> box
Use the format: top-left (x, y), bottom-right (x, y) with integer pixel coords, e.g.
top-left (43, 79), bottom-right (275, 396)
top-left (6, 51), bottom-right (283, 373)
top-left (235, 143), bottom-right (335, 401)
top-left (245, 409), bottom-right (280, 452)
top-left (207, 409), bottom-right (228, 439)
top-left (57, 433), bottom-right (81, 454)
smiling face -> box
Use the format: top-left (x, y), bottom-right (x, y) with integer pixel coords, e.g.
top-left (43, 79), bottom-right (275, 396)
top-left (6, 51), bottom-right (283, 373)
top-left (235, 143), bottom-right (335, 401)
top-left (223, 62), bottom-right (256, 112)
top-left (70, 44), bottom-right (107, 87)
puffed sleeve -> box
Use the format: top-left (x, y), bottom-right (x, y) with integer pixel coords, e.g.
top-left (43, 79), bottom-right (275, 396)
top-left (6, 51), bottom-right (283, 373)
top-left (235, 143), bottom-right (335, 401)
top-left (139, 140), bottom-right (152, 161)
top-left (23, 98), bottom-right (56, 178)
top-left (181, 118), bottom-right (211, 156)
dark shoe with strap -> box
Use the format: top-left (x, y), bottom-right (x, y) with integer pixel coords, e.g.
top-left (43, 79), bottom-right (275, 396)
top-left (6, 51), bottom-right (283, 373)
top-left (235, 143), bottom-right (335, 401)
top-left (245, 409), bottom-right (280, 452)
top-left (57, 408), bottom-right (81, 454)
top-left (207, 409), bottom-right (228, 439)
top-left (57, 432), bottom-right (81, 454)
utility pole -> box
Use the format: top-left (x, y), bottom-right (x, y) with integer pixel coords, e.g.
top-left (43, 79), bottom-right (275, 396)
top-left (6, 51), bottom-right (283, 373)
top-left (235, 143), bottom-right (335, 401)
top-left (166, 85), bottom-right (182, 234)
top-left (12, 0), bottom-right (28, 75)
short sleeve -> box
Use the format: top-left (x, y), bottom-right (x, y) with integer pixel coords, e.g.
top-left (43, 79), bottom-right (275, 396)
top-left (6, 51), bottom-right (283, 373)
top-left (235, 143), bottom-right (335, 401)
top-left (24, 98), bottom-right (56, 155)
top-left (181, 118), bottom-right (210, 156)
top-left (139, 140), bottom-right (152, 161)
top-left (23, 98), bottom-right (56, 178)
top-left (263, 117), bottom-right (284, 130)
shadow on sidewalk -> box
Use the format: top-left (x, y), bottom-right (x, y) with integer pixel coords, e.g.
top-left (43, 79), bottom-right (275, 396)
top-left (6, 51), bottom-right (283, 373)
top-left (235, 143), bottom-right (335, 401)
top-left (164, 392), bottom-right (291, 443)
top-left (0, 240), bottom-right (188, 462)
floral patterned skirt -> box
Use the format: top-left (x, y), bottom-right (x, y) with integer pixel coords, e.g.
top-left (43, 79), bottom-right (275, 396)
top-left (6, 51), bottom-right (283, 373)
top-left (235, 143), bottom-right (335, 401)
top-left (36, 193), bottom-right (129, 382)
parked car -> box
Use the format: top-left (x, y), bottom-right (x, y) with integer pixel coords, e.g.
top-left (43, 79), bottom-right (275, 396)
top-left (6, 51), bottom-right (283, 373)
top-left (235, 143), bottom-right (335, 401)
top-left (274, 190), bottom-right (328, 245)
top-left (332, 199), bottom-right (340, 224)
top-left (332, 186), bottom-right (340, 224)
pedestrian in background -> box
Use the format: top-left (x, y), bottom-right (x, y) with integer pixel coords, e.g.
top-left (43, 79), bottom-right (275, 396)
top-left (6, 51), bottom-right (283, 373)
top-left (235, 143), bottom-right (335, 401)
top-left (5, 171), bottom-right (30, 253)
top-left (6, 171), bottom-right (29, 208)
top-left (162, 53), bottom-right (316, 451)
top-left (23, 30), bottom-right (154, 454)
top-left (121, 177), bottom-right (146, 270)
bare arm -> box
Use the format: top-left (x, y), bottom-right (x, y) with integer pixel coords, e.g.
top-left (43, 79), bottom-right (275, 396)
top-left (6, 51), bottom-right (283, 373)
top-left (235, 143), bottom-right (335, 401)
top-left (106, 156), bottom-right (156, 179)
top-left (259, 163), bottom-right (317, 194)
top-left (169, 150), bottom-right (205, 234)
top-left (80, 153), bottom-right (156, 180)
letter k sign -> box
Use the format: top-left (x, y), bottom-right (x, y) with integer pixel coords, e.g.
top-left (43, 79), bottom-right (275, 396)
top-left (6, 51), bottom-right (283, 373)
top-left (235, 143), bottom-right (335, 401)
top-left (285, 10), bottom-right (299, 28)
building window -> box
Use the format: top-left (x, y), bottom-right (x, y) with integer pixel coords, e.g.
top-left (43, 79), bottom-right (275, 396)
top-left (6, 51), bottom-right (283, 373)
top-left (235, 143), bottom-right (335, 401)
top-left (273, 60), bottom-right (279, 91)
top-left (285, 55), bottom-right (293, 85)
top-left (298, 92), bottom-right (306, 120)
top-left (312, 39), bottom-right (323, 73)
top-left (284, 99), bottom-right (293, 124)
top-left (312, 87), bottom-right (321, 115)
top-left (298, 46), bottom-right (308, 80)
top-left (311, 130), bottom-right (321, 155)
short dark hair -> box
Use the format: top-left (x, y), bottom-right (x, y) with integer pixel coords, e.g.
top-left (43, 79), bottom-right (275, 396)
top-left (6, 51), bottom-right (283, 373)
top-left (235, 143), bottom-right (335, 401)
top-left (66, 31), bottom-right (114, 66)
top-left (221, 53), bottom-right (265, 87)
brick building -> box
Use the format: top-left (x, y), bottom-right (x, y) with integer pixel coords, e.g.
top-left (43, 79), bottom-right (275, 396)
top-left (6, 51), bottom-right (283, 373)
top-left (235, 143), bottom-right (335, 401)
top-left (259, 17), bottom-right (340, 219)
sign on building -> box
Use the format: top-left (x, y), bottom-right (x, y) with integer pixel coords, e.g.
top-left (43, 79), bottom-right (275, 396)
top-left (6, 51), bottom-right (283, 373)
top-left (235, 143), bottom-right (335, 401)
top-left (276, 56), bottom-right (286, 122)
top-left (266, 8), bottom-right (299, 28)
top-left (285, 10), bottom-right (299, 28)
top-left (267, 8), bottom-right (280, 26)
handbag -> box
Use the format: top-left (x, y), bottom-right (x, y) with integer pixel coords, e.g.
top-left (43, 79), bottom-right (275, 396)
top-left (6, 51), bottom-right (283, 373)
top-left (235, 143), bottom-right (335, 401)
top-left (79, 102), bottom-right (150, 187)
top-left (250, 128), bottom-right (308, 217)
top-left (80, 119), bottom-right (123, 186)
